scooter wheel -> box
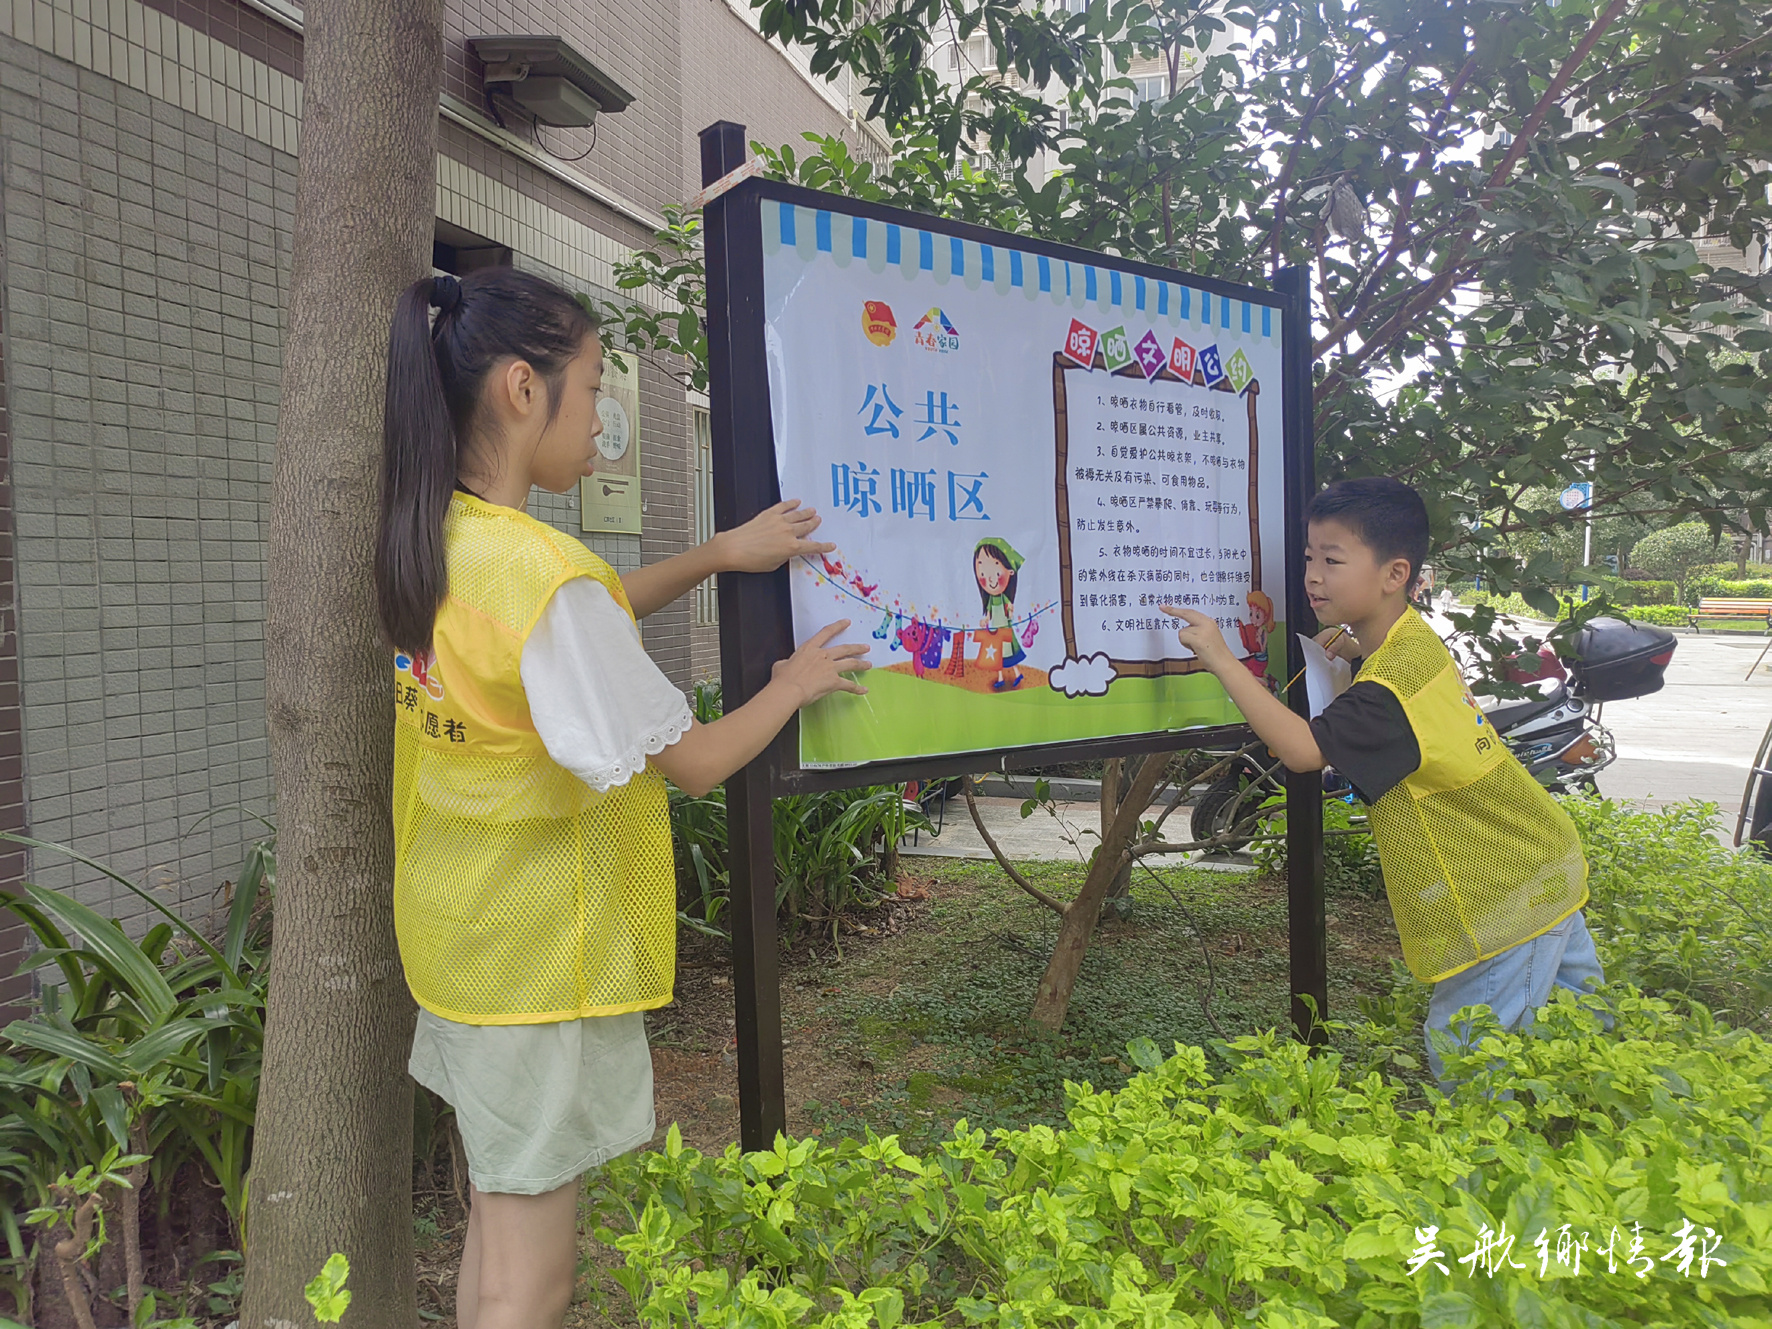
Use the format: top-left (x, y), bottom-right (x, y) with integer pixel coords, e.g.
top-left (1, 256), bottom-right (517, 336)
top-left (1190, 773), bottom-right (1270, 851)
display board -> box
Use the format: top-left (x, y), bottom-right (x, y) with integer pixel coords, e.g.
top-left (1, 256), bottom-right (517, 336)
top-left (699, 126), bottom-right (1322, 1154)
top-left (759, 200), bottom-right (1290, 769)
top-left (579, 351), bottom-right (642, 534)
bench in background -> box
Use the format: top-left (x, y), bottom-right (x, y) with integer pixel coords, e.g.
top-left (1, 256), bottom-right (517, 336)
top-left (1690, 597), bottom-right (1772, 633)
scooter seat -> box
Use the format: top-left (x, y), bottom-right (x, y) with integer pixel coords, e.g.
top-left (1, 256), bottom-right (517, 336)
top-left (1480, 677), bottom-right (1567, 729)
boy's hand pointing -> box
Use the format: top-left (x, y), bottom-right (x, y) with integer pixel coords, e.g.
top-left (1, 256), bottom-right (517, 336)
top-left (1161, 605), bottom-right (1234, 667)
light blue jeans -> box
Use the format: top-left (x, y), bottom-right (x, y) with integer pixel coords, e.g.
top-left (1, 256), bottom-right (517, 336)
top-left (1425, 909), bottom-right (1606, 1081)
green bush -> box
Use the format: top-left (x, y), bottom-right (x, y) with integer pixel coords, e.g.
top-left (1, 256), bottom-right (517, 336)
top-left (1610, 579), bottom-right (1677, 606)
top-left (0, 828), bottom-right (272, 1320)
top-left (1630, 523), bottom-right (1724, 591)
top-left (1692, 561), bottom-right (1772, 581)
top-left (592, 797), bottom-right (1772, 1326)
top-left (593, 997), bottom-right (1772, 1328)
top-left (1252, 797), bottom-right (1383, 897)
top-left (1615, 604), bottom-right (1691, 626)
top-left (1687, 575), bottom-right (1772, 606)
top-left (670, 781), bottom-right (927, 941)
top-left (1572, 797), bottom-right (1772, 1030)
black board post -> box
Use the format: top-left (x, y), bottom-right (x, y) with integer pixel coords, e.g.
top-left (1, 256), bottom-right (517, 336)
top-left (700, 121), bottom-right (789, 1148)
top-left (1274, 265), bottom-right (1327, 1043)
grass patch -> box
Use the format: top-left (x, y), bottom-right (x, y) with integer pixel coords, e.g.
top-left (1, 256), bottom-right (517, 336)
top-left (787, 855), bottom-right (1402, 1152)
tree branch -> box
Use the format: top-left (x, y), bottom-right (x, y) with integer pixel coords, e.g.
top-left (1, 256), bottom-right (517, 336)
top-left (1264, 46), bottom-right (1379, 268)
top-left (963, 782), bottom-right (1068, 915)
top-left (1314, 0), bottom-right (1633, 385)
top-left (1315, 52), bottom-right (1483, 355)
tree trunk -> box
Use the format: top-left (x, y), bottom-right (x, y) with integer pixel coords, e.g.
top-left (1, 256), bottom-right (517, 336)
top-left (1031, 750), bottom-right (1174, 1029)
top-left (240, 0), bottom-right (441, 1323)
top-left (1098, 759), bottom-right (1132, 904)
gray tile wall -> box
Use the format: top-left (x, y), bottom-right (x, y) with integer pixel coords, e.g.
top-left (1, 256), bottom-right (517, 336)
top-left (0, 33), bottom-right (283, 930)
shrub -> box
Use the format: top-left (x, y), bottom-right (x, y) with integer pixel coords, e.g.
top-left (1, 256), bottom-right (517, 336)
top-left (1252, 796), bottom-right (1383, 897)
top-left (592, 998), bottom-right (1772, 1328)
top-left (670, 782), bottom-right (926, 941)
top-left (1629, 523), bottom-right (1722, 592)
top-left (0, 828), bottom-right (273, 1323)
top-left (1687, 575), bottom-right (1772, 606)
top-left (593, 797), bottom-right (1772, 1328)
top-left (1615, 604), bottom-right (1691, 626)
top-left (1691, 561), bottom-right (1772, 581)
top-left (1571, 797), bottom-right (1772, 1030)
top-left (1609, 579), bottom-right (1676, 605)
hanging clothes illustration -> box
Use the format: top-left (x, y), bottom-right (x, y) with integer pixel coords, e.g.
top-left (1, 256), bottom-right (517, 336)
top-left (945, 629), bottom-right (967, 677)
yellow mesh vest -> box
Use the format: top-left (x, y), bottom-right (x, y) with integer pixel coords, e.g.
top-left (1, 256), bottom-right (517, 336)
top-left (390, 493), bottom-right (676, 1025)
top-left (1359, 608), bottom-right (1588, 982)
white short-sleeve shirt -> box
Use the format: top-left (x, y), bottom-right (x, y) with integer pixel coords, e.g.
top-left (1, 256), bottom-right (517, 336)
top-left (518, 576), bottom-right (693, 790)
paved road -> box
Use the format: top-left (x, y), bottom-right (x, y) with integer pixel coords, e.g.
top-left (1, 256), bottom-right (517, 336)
top-left (1600, 630), bottom-right (1772, 819)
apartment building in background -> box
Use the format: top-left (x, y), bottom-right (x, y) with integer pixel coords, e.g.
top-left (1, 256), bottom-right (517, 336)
top-left (0, 0), bottom-right (886, 1002)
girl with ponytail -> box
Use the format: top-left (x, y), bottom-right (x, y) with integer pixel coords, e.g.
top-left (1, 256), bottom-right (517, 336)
top-left (376, 267), bottom-right (866, 1329)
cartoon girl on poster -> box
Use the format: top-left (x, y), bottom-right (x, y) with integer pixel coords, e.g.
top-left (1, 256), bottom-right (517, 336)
top-left (974, 537), bottom-right (1027, 691)
top-left (1238, 590), bottom-right (1275, 692)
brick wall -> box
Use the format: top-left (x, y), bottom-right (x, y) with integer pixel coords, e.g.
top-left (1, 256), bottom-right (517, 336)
top-left (0, 35), bottom-right (285, 931)
top-left (0, 0), bottom-right (875, 946)
top-left (679, 0), bottom-right (865, 186)
top-left (0, 182), bottom-right (29, 1011)
top-left (444, 0), bottom-right (683, 223)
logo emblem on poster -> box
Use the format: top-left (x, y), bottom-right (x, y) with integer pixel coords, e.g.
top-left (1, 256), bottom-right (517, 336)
top-left (1169, 338), bottom-right (1196, 381)
top-left (862, 301), bottom-right (897, 346)
top-left (1198, 344), bottom-right (1226, 386)
top-left (1099, 325), bottom-right (1134, 372)
top-left (1061, 318), bottom-right (1099, 366)
top-left (1225, 348), bottom-right (1255, 393)
top-left (913, 308), bottom-right (960, 353)
top-left (1133, 330), bottom-right (1167, 380)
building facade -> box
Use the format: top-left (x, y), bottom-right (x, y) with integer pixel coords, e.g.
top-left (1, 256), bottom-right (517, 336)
top-left (0, 0), bottom-right (876, 1002)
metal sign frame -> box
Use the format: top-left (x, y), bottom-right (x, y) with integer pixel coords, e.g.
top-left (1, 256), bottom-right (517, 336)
top-left (699, 122), bottom-right (1324, 1149)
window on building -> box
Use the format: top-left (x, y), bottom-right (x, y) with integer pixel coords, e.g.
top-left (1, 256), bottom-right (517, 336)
top-left (1131, 74), bottom-right (1170, 106)
top-left (692, 407), bottom-right (718, 626)
top-left (1063, 0), bottom-right (1091, 12)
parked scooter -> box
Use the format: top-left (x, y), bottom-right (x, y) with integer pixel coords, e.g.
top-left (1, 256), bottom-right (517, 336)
top-left (1188, 615), bottom-right (1677, 847)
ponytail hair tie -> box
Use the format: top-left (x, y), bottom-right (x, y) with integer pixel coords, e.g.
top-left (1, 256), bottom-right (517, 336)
top-left (430, 274), bottom-right (463, 316)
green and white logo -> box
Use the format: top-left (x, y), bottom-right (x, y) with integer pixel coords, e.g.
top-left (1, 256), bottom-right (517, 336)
top-left (1225, 348), bottom-right (1255, 393)
top-left (1099, 325), bottom-right (1133, 371)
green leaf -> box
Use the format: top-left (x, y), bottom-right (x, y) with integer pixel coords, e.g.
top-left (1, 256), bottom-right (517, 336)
top-left (303, 1253), bottom-right (352, 1325)
top-left (23, 884), bottom-right (178, 1024)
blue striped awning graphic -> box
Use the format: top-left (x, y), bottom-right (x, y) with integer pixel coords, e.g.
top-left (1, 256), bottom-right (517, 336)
top-left (767, 204), bottom-right (1278, 339)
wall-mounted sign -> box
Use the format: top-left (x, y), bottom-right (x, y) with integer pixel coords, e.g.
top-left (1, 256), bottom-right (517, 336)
top-left (580, 352), bottom-right (642, 534)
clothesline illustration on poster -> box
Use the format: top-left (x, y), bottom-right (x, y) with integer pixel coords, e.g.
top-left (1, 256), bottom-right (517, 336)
top-left (801, 552), bottom-right (1059, 688)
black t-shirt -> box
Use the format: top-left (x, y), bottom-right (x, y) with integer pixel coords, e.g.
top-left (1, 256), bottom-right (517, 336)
top-left (1309, 675), bottom-right (1421, 804)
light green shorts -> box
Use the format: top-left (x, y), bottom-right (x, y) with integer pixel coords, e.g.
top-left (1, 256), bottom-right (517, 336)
top-left (409, 1009), bottom-right (656, 1195)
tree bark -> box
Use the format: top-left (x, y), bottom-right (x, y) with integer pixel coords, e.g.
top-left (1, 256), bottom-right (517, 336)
top-left (240, 0), bottom-right (442, 1323)
top-left (1030, 750), bottom-right (1174, 1029)
top-left (1099, 759), bottom-right (1132, 902)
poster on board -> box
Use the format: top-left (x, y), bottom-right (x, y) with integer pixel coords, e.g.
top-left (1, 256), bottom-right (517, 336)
top-left (761, 199), bottom-right (1289, 768)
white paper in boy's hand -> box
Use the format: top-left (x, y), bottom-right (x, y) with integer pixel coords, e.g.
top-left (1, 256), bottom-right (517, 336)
top-left (1296, 633), bottom-right (1353, 719)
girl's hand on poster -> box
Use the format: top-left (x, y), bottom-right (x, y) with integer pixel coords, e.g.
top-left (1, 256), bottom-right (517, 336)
top-left (1161, 605), bottom-right (1233, 666)
top-left (773, 620), bottom-right (871, 705)
top-left (719, 499), bottom-right (835, 573)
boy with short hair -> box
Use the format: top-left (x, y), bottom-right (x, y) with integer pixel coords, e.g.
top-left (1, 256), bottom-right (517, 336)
top-left (1165, 476), bottom-right (1602, 1074)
